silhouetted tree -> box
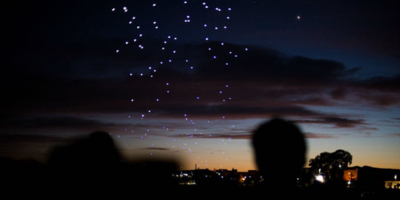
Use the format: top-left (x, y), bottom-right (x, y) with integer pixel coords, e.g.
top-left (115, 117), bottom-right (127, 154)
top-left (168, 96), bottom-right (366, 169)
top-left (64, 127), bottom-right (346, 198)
top-left (309, 149), bottom-right (352, 181)
top-left (309, 149), bottom-right (352, 170)
top-left (330, 149), bottom-right (352, 169)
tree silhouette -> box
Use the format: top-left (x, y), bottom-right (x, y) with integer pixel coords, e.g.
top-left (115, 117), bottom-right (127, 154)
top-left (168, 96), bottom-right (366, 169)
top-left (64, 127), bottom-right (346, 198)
top-left (330, 149), bottom-right (352, 169)
top-left (309, 149), bottom-right (352, 180)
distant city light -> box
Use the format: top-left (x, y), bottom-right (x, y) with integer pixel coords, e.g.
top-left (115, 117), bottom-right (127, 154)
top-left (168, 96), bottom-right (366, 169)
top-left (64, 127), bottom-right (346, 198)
top-left (316, 175), bottom-right (324, 183)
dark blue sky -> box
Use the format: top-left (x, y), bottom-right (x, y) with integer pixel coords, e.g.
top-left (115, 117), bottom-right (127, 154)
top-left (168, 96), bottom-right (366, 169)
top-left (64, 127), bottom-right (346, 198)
top-left (7, 0), bottom-right (399, 76)
top-left (2, 0), bottom-right (400, 170)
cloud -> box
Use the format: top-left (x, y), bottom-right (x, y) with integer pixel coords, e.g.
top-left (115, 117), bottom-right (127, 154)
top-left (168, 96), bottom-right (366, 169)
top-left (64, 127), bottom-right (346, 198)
top-left (196, 42), bottom-right (350, 85)
top-left (290, 117), bottom-right (367, 128)
top-left (141, 147), bottom-right (171, 151)
top-left (331, 88), bottom-right (347, 100)
top-left (171, 133), bottom-right (251, 140)
top-left (168, 132), bottom-right (336, 140)
top-left (2, 38), bottom-right (399, 128)
top-left (304, 132), bottom-right (336, 139)
top-left (0, 116), bottom-right (129, 129)
top-left (0, 134), bottom-right (66, 144)
top-left (361, 73), bottom-right (400, 92)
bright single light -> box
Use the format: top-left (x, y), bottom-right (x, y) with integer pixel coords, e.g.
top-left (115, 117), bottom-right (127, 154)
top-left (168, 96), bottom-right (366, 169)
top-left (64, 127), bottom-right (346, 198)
top-left (315, 175), bottom-right (324, 183)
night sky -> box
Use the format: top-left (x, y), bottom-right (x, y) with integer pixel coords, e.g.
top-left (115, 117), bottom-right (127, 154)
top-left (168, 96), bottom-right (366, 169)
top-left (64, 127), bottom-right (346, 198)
top-left (2, 0), bottom-right (400, 171)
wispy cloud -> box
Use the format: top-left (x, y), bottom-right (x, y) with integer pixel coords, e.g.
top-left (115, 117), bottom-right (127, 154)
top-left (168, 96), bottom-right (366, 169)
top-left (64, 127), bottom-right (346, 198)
top-left (169, 133), bottom-right (250, 140)
top-left (304, 132), bottom-right (336, 139)
top-left (168, 132), bottom-right (336, 140)
top-left (290, 117), bottom-right (367, 128)
top-left (141, 147), bottom-right (171, 151)
top-left (0, 116), bottom-right (129, 129)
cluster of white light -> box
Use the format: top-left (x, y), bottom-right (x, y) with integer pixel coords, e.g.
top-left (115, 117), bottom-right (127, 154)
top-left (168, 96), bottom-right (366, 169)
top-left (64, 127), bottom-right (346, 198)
top-left (111, 1), bottom-right (250, 168)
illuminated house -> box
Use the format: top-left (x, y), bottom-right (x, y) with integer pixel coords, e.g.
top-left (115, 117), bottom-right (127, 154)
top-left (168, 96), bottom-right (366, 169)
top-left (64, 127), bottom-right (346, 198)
top-left (343, 168), bottom-right (358, 181)
top-left (343, 166), bottom-right (400, 189)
